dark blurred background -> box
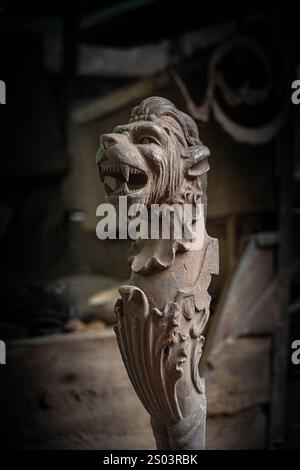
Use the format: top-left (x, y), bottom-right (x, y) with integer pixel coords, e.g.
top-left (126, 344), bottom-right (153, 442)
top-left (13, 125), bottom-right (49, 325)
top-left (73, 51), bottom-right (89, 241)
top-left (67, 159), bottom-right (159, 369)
top-left (0, 0), bottom-right (299, 450)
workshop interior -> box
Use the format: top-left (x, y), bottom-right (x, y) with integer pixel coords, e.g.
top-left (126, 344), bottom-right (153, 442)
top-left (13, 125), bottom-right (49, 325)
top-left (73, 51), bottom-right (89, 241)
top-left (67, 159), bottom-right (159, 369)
top-left (0, 0), bottom-right (300, 451)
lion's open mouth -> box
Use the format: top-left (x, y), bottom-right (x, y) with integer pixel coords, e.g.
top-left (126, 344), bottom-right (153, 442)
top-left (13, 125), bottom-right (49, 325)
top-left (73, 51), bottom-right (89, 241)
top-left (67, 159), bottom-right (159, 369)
top-left (99, 160), bottom-right (148, 195)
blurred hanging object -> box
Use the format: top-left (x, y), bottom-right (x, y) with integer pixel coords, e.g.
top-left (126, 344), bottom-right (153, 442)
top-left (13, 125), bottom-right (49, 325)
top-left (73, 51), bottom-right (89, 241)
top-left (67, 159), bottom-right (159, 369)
top-left (171, 35), bottom-right (289, 145)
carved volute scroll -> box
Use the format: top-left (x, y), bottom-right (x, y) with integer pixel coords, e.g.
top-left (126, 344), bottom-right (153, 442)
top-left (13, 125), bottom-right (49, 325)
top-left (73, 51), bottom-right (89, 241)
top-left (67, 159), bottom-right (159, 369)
top-left (96, 97), bottom-right (219, 450)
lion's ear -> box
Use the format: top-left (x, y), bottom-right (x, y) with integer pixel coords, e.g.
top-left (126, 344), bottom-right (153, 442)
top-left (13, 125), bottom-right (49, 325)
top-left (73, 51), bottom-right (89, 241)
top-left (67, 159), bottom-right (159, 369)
top-left (187, 145), bottom-right (210, 177)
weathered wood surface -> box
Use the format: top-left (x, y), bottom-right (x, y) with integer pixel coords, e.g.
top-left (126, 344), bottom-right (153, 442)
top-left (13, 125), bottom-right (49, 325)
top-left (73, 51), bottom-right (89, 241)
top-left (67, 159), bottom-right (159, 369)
top-left (0, 235), bottom-right (280, 450)
top-left (0, 331), bottom-right (155, 450)
top-left (208, 236), bottom-right (275, 350)
top-left (202, 235), bottom-right (279, 449)
top-left (0, 330), bottom-right (267, 450)
top-left (207, 337), bottom-right (271, 416)
top-left (206, 406), bottom-right (267, 450)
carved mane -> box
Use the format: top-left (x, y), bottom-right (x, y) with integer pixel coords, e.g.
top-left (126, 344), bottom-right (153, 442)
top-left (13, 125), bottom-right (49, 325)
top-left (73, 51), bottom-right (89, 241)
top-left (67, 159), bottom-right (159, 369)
top-left (130, 96), bottom-right (210, 212)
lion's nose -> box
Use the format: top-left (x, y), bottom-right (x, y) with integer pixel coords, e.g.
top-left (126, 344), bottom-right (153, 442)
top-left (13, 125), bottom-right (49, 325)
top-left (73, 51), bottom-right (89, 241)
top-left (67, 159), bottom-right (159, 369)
top-left (101, 134), bottom-right (118, 150)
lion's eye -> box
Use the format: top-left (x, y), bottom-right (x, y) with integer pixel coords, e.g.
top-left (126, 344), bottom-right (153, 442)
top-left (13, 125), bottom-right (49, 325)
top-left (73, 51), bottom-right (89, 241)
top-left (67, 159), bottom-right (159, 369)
top-left (139, 137), bottom-right (152, 145)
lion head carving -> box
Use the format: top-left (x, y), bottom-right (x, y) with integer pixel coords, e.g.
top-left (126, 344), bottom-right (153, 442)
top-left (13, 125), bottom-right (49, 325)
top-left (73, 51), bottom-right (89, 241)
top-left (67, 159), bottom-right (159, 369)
top-left (96, 96), bottom-right (210, 213)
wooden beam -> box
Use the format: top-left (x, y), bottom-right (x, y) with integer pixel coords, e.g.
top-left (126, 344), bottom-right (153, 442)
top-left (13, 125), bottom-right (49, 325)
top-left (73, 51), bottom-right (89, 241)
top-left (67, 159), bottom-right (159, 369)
top-left (71, 73), bottom-right (170, 124)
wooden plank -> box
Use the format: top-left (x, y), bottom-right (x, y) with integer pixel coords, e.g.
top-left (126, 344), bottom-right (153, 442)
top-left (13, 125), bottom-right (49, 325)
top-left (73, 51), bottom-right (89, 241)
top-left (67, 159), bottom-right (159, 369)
top-left (206, 406), bottom-right (267, 450)
top-left (201, 235), bottom-right (275, 375)
top-left (207, 337), bottom-right (271, 416)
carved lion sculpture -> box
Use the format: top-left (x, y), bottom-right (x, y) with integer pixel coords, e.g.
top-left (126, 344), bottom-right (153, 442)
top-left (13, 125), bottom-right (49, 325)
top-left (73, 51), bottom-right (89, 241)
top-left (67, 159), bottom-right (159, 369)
top-left (96, 97), bottom-right (218, 450)
top-left (97, 96), bottom-right (209, 209)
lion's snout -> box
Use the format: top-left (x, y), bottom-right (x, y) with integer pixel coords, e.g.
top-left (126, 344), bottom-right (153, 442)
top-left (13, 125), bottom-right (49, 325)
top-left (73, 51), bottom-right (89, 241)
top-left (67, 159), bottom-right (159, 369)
top-left (100, 133), bottom-right (125, 150)
top-left (97, 134), bottom-right (149, 200)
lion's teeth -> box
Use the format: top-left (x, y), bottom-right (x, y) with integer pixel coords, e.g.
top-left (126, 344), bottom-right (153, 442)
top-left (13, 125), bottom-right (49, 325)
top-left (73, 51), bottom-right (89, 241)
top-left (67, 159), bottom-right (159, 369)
top-left (121, 164), bottom-right (129, 182)
top-left (129, 167), bottom-right (140, 174)
top-left (101, 162), bottom-right (145, 182)
top-left (123, 183), bottom-right (130, 195)
top-left (98, 166), bottom-right (104, 182)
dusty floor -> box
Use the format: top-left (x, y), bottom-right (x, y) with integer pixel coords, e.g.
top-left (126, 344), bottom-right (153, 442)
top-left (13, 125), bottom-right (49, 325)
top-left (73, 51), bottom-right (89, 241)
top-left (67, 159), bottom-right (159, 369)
top-left (0, 329), bottom-right (267, 450)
